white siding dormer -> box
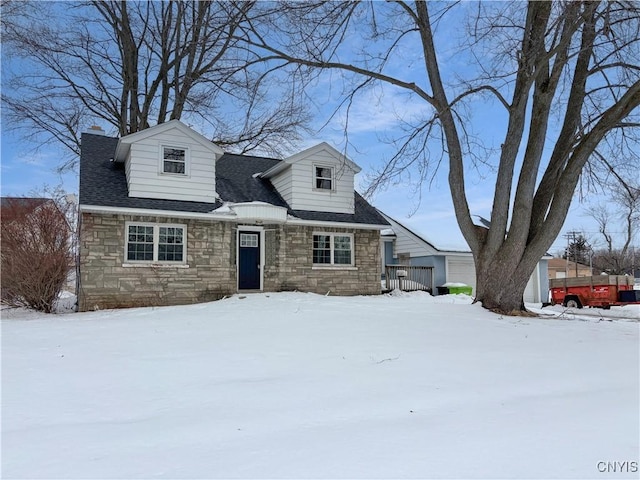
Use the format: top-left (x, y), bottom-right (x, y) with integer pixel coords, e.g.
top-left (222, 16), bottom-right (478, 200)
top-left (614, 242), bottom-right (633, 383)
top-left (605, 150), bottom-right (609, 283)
top-left (262, 142), bottom-right (361, 214)
top-left (114, 120), bottom-right (223, 203)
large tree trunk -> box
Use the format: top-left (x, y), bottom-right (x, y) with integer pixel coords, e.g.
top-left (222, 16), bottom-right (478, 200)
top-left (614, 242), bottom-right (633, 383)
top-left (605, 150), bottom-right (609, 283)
top-left (233, 1), bottom-right (640, 314)
top-left (475, 254), bottom-right (535, 313)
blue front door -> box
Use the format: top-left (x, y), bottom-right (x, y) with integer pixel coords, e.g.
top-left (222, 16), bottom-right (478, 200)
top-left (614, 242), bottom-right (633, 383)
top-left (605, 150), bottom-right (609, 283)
top-left (238, 231), bottom-right (260, 290)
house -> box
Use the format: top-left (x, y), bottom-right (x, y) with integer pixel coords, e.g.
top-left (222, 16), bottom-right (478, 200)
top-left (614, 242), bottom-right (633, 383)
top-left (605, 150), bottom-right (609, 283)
top-left (379, 212), bottom-right (551, 304)
top-left (77, 120), bottom-right (389, 311)
top-left (547, 257), bottom-right (593, 279)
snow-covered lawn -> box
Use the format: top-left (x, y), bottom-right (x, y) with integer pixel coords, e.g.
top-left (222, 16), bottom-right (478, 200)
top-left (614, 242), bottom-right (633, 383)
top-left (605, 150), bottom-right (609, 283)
top-left (2, 292), bottom-right (638, 479)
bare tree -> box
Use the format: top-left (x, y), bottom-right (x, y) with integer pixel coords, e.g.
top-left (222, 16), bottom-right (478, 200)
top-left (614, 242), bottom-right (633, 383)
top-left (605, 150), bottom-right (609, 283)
top-left (234, 1), bottom-right (640, 313)
top-left (591, 246), bottom-right (638, 275)
top-left (1, 0), bottom-right (309, 170)
top-left (586, 172), bottom-right (639, 274)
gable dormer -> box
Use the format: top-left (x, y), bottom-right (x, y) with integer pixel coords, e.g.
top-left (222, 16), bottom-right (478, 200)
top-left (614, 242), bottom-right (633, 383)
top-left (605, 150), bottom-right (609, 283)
top-left (114, 120), bottom-right (224, 203)
top-left (260, 142), bottom-right (361, 214)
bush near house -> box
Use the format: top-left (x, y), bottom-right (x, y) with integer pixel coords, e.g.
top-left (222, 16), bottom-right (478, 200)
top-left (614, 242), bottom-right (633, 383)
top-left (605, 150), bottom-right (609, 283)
top-left (1, 197), bottom-right (74, 313)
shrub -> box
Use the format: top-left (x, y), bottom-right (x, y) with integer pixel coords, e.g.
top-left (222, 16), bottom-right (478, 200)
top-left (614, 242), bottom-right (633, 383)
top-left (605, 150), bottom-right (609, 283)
top-left (1, 197), bottom-right (74, 313)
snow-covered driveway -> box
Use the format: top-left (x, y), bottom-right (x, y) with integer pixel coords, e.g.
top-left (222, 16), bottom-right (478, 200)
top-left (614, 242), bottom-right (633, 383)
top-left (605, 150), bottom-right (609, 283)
top-left (534, 303), bottom-right (640, 323)
top-left (2, 292), bottom-right (638, 479)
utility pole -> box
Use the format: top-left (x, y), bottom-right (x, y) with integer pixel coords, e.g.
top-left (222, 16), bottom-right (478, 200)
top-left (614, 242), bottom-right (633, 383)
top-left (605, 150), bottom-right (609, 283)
top-left (564, 231), bottom-right (581, 277)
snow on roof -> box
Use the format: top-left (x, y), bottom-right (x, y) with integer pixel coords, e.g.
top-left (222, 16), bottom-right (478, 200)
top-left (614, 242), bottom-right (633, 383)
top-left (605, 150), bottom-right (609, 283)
top-left (210, 201), bottom-right (277, 214)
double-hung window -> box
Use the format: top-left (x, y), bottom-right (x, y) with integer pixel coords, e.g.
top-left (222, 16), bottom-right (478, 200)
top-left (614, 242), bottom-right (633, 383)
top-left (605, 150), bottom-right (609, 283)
top-left (158, 226), bottom-right (184, 261)
top-left (314, 165), bottom-right (334, 190)
top-left (313, 233), bottom-right (353, 266)
top-left (126, 223), bottom-right (186, 264)
top-left (162, 146), bottom-right (187, 175)
top-left (127, 225), bottom-right (155, 261)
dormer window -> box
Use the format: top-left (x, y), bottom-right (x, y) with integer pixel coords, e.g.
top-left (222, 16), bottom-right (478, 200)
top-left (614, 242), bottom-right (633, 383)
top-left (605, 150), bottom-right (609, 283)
top-left (162, 146), bottom-right (187, 175)
top-left (314, 165), bottom-right (334, 190)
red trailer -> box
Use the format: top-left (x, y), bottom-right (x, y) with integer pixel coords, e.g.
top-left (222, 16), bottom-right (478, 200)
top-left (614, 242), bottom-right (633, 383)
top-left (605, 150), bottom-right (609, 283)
top-left (549, 275), bottom-right (640, 309)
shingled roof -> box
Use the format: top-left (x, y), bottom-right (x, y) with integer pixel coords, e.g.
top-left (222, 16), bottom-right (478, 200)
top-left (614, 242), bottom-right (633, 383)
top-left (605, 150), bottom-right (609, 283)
top-left (79, 132), bottom-right (388, 226)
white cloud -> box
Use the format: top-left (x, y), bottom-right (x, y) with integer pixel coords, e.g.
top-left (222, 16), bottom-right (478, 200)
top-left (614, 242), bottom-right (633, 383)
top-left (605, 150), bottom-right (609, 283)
top-left (323, 85), bottom-right (430, 136)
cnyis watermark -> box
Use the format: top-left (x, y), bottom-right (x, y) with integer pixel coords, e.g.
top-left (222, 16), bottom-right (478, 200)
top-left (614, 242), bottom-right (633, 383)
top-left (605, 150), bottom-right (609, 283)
top-left (596, 461), bottom-right (638, 473)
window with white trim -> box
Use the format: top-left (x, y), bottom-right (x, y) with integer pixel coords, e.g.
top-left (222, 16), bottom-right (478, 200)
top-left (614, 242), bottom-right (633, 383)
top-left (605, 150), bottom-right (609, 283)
top-left (314, 165), bottom-right (334, 190)
top-left (127, 225), bottom-right (154, 261)
top-left (240, 233), bottom-right (259, 248)
top-left (162, 146), bottom-right (187, 175)
top-left (158, 226), bottom-right (184, 261)
top-left (126, 223), bottom-right (186, 263)
top-left (312, 233), bottom-right (353, 265)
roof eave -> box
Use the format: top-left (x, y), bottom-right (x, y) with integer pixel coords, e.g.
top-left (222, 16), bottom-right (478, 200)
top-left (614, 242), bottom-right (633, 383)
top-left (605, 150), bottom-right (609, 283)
top-left (259, 161), bottom-right (290, 179)
top-left (285, 142), bottom-right (362, 173)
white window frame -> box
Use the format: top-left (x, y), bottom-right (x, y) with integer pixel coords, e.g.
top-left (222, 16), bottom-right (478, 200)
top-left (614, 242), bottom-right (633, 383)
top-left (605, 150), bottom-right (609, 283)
top-left (124, 222), bottom-right (187, 265)
top-left (239, 232), bottom-right (259, 248)
top-left (312, 232), bottom-right (354, 267)
top-left (160, 145), bottom-right (190, 176)
top-left (313, 164), bottom-right (335, 191)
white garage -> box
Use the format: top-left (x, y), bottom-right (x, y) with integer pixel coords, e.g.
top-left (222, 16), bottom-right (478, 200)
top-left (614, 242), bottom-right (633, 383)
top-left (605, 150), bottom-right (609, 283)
top-left (380, 211), bottom-right (550, 304)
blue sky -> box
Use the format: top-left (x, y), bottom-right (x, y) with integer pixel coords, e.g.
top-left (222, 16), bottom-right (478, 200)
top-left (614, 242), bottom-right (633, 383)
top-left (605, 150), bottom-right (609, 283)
top-left (0, 1), bottom-right (630, 256)
top-left (0, 87), bottom-right (606, 255)
top-left (292, 83), bottom-right (609, 253)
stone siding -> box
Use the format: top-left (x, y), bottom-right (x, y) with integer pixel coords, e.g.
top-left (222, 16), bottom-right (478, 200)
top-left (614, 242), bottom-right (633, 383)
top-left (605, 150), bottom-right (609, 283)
top-left (263, 225), bottom-right (381, 296)
top-left (78, 213), bottom-right (236, 311)
top-left (78, 213), bottom-right (381, 311)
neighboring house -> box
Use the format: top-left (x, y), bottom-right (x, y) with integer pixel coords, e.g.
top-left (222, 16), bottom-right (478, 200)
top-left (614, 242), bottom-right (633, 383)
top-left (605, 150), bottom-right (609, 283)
top-left (77, 120), bottom-right (389, 311)
top-left (379, 212), bottom-right (551, 303)
top-left (547, 257), bottom-right (593, 279)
